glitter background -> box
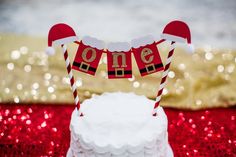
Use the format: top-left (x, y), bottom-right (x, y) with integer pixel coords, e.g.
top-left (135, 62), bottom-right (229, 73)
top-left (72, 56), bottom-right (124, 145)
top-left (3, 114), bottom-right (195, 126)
top-left (0, 0), bottom-right (236, 156)
top-left (0, 104), bottom-right (235, 156)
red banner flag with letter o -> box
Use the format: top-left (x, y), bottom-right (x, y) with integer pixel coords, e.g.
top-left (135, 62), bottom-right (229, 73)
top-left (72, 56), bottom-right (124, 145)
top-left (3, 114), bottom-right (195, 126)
top-left (131, 35), bottom-right (164, 76)
top-left (107, 42), bottom-right (132, 79)
top-left (72, 36), bottom-right (105, 76)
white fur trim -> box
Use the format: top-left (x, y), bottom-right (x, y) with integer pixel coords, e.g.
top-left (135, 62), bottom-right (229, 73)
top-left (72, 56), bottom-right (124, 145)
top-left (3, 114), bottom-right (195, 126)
top-left (45, 47), bottom-right (55, 55)
top-left (53, 36), bottom-right (78, 46)
top-left (107, 42), bottom-right (131, 52)
top-left (161, 34), bottom-right (186, 43)
top-left (187, 44), bottom-right (195, 53)
top-left (82, 36), bottom-right (105, 50)
top-left (131, 35), bottom-right (154, 48)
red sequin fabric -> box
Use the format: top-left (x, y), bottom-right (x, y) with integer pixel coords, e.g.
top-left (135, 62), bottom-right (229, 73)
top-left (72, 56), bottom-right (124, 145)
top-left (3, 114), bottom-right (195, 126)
top-left (0, 103), bottom-right (235, 157)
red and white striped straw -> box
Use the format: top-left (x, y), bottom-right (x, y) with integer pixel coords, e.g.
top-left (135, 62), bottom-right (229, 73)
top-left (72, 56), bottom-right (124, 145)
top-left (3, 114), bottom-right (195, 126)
top-left (61, 44), bottom-right (82, 116)
top-left (153, 41), bottom-right (176, 116)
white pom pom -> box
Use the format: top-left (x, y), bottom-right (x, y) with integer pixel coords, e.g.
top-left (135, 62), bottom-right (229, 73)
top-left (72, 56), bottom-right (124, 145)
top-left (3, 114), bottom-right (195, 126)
top-left (186, 44), bottom-right (195, 53)
top-left (45, 47), bottom-right (55, 55)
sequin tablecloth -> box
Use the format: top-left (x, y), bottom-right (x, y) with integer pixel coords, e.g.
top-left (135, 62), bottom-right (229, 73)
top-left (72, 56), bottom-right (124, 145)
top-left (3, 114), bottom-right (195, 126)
top-left (0, 103), bottom-right (235, 157)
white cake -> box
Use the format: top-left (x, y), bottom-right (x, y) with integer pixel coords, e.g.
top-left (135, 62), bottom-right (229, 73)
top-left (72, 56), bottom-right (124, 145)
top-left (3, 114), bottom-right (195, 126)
top-left (67, 92), bottom-right (173, 157)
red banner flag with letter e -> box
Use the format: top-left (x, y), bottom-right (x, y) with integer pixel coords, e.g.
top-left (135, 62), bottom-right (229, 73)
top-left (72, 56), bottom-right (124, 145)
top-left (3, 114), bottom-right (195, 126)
top-left (131, 35), bottom-right (164, 76)
top-left (72, 36), bottom-right (105, 75)
top-left (107, 42), bottom-right (132, 79)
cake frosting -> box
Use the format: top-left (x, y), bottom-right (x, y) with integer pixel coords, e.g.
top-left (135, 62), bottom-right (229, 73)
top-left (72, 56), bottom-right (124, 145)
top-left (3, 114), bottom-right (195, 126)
top-left (67, 92), bottom-right (173, 157)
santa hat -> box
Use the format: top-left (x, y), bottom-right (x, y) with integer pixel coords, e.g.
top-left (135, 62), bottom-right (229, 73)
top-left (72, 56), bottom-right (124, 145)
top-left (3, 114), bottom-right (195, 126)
top-left (161, 20), bottom-right (194, 53)
top-left (46, 23), bottom-right (78, 55)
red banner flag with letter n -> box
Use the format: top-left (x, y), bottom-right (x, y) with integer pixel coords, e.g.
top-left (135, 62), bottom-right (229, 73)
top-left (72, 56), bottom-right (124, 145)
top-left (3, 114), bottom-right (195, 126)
top-left (107, 42), bottom-right (132, 79)
top-left (72, 36), bottom-right (105, 76)
top-left (131, 35), bottom-right (164, 76)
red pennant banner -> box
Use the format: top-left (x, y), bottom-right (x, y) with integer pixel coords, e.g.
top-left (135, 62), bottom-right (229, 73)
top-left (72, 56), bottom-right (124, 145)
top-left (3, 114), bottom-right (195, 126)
top-left (106, 42), bottom-right (132, 79)
top-left (132, 36), bottom-right (164, 76)
top-left (72, 37), bottom-right (104, 76)
top-left (72, 36), bottom-right (165, 79)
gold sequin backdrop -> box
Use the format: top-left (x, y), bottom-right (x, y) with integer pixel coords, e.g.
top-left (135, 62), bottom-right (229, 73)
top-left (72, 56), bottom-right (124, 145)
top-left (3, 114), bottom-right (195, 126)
top-left (0, 34), bottom-right (236, 109)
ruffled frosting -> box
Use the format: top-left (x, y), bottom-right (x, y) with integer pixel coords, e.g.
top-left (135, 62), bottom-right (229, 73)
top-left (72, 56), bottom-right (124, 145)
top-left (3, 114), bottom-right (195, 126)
top-left (69, 92), bottom-right (171, 156)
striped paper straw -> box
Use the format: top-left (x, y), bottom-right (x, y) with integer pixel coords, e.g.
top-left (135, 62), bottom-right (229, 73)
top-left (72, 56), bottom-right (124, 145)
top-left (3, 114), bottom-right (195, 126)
top-left (153, 42), bottom-right (176, 116)
top-left (61, 44), bottom-right (83, 116)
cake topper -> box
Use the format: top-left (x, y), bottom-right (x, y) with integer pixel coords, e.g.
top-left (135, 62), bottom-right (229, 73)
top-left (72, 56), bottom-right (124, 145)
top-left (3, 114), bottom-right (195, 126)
top-left (46, 20), bottom-right (192, 116)
top-left (106, 42), bottom-right (133, 79)
top-left (46, 23), bottom-right (83, 116)
top-left (153, 20), bottom-right (192, 116)
top-left (72, 36), bottom-right (105, 76)
top-left (131, 35), bottom-right (164, 76)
